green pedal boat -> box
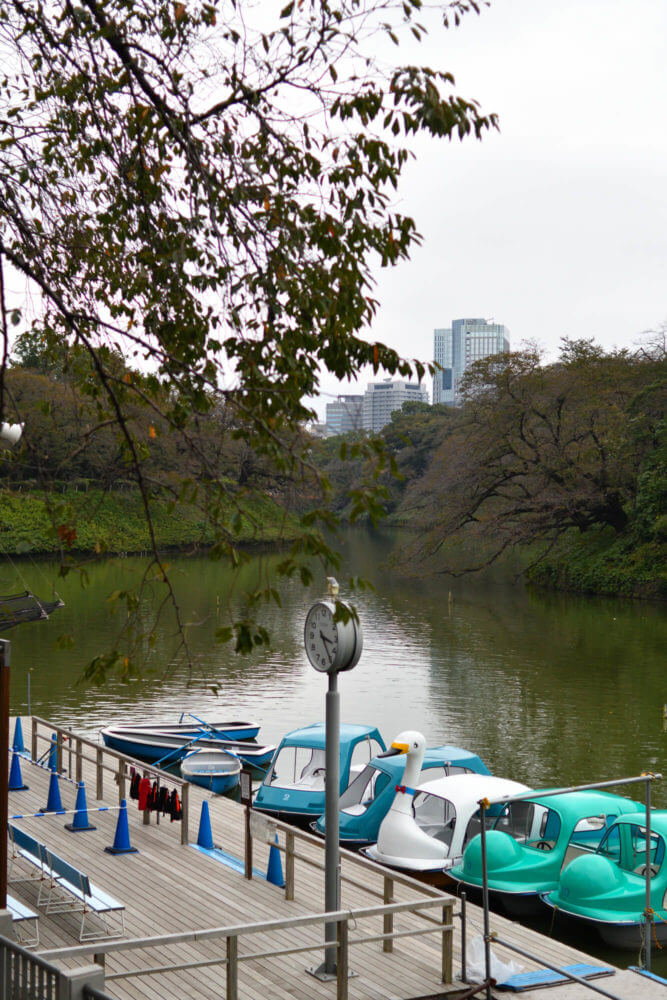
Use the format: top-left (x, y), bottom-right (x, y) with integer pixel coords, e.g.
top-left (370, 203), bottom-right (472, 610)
top-left (542, 809), bottom-right (667, 949)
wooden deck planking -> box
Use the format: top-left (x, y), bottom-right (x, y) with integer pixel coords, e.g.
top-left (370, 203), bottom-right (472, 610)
top-left (5, 718), bottom-right (663, 1000)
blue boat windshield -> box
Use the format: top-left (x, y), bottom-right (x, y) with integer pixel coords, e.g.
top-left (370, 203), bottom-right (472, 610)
top-left (265, 746), bottom-right (327, 790)
top-left (339, 765), bottom-right (392, 814)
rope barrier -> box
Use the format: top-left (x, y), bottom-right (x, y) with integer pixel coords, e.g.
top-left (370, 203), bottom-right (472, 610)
top-left (9, 806), bottom-right (123, 820)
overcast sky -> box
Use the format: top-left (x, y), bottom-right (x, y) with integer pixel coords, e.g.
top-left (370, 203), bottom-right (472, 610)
top-left (314, 0), bottom-right (667, 417)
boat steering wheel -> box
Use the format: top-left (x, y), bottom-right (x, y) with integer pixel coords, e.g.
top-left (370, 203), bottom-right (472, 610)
top-left (634, 864), bottom-right (659, 877)
top-left (531, 840), bottom-right (551, 851)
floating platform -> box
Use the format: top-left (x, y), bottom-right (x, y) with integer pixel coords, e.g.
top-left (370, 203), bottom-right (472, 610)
top-left (3, 717), bottom-right (663, 1000)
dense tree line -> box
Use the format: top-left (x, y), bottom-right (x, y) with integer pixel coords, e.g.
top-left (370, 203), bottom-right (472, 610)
top-left (315, 336), bottom-right (665, 592)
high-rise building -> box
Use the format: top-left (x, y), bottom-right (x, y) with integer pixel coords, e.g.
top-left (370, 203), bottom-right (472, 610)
top-left (432, 318), bottom-right (509, 405)
top-left (362, 379), bottom-right (429, 433)
top-left (324, 394), bottom-right (364, 435)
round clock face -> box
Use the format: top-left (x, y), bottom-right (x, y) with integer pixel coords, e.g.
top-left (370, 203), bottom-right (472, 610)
top-left (304, 601), bottom-right (339, 672)
top-left (304, 599), bottom-right (363, 673)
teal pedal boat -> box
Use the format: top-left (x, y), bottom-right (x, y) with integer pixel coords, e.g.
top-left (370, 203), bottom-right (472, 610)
top-left (542, 810), bottom-right (667, 949)
top-left (449, 789), bottom-right (642, 918)
top-left (253, 723), bottom-right (385, 825)
top-left (312, 740), bottom-right (491, 849)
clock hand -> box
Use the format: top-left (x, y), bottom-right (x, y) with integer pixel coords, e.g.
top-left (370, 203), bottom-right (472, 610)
top-left (319, 631), bottom-right (334, 663)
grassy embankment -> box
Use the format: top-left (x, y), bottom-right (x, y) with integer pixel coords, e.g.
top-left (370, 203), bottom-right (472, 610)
top-left (0, 487), bottom-right (299, 555)
top-left (389, 507), bottom-right (666, 600)
top-left (525, 528), bottom-right (666, 600)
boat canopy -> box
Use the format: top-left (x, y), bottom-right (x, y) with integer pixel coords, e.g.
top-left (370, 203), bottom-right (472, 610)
top-left (492, 789), bottom-right (643, 846)
top-left (277, 723), bottom-right (384, 750)
top-left (595, 810), bottom-right (667, 873)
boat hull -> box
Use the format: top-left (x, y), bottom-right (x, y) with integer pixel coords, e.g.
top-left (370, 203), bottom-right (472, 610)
top-left (446, 874), bottom-right (547, 917)
top-left (544, 900), bottom-right (667, 950)
top-left (180, 750), bottom-right (242, 795)
top-left (103, 719), bottom-right (260, 741)
top-left (101, 728), bottom-right (274, 767)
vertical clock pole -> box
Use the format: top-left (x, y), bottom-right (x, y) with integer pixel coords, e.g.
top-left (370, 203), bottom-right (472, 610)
top-left (323, 666), bottom-right (340, 977)
top-left (305, 577), bottom-right (363, 982)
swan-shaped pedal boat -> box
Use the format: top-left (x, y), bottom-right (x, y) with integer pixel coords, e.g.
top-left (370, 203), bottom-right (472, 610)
top-left (312, 739), bottom-right (490, 849)
top-left (362, 730), bottom-right (528, 882)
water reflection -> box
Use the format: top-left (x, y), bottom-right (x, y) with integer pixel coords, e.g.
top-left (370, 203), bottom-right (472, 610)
top-left (3, 528), bottom-right (665, 813)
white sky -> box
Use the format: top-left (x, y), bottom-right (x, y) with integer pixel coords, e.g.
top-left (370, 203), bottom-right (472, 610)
top-left (313, 0), bottom-right (667, 417)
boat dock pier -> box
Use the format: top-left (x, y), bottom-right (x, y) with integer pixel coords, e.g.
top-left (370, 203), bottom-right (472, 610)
top-left (2, 717), bottom-right (662, 1000)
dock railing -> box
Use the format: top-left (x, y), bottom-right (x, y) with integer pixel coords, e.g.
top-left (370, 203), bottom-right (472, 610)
top-left (0, 932), bottom-right (110, 1000)
top-left (244, 806), bottom-right (453, 971)
top-left (29, 716), bottom-right (190, 845)
top-left (37, 896), bottom-right (455, 1000)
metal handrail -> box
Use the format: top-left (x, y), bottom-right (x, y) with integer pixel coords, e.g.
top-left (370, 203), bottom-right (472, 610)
top-left (30, 715), bottom-right (190, 845)
top-left (37, 896), bottom-right (455, 1000)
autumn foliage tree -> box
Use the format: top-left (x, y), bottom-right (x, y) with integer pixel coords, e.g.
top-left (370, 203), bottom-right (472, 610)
top-left (0, 0), bottom-right (496, 662)
top-left (401, 339), bottom-right (666, 575)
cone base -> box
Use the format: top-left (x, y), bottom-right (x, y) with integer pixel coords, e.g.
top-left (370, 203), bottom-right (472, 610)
top-left (65, 822), bottom-right (97, 832)
top-left (104, 845), bottom-right (139, 854)
top-left (9, 782), bottom-right (29, 791)
top-left (41, 807), bottom-right (66, 814)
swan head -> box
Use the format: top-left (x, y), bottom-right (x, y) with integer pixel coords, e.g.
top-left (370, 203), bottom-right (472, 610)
top-left (380, 731), bottom-right (426, 760)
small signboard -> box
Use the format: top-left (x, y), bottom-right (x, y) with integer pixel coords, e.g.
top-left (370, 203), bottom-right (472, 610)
top-left (240, 769), bottom-right (253, 805)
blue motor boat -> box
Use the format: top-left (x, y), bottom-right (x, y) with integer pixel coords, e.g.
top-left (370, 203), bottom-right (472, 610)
top-left (253, 723), bottom-right (386, 824)
top-left (313, 737), bottom-right (491, 849)
top-left (180, 749), bottom-right (242, 795)
top-left (100, 724), bottom-right (275, 768)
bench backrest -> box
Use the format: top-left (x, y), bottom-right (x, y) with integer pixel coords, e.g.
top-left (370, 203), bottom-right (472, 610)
top-left (45, 848), bottom-right (91, 897)
top-left (8, 823), bottom-right (42, 859)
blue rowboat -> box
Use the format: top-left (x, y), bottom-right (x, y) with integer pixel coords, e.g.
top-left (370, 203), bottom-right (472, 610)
top-left (102, 717), bottom-right (260, 742)
top-left (180, 749), bottom-right (242, 795)
top-left (100, 725), bottom-right (275, 767)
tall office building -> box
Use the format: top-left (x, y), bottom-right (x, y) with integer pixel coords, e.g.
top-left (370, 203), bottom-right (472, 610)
top-left (325, 394), bottom-right (364, 435)
top-left (432, 318), bottom-right (510, 405)
top-left (362, 379), bottom-right (429, 433)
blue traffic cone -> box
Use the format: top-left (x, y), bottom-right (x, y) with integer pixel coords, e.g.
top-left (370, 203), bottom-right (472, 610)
top-left (197, 800), bottom-right (214, 850)
top-left (65, 781), bottom-right (96, 832)
top-left (8, 750), bottom-right (28, 791)
top-left (12, 717), bottom-right (25, 754)
top-left (105, 799), bottom-right (138, 854)
top-left (41, 768), bottom-right (64, 813)
top-left (266, 834), bottom-right (284, 887)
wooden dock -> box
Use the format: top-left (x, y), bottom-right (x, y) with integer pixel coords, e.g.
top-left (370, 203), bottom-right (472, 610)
top-left (3, 717), bottom-right (662, 1000)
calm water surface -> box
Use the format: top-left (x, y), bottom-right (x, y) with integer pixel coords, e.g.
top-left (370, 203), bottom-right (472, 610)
top-left (3, 529), bottom-right (666, 968)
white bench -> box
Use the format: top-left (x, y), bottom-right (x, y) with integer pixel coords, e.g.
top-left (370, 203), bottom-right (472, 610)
top-left (41, 848), bottom-right (126, 942)
top-left (8, 824), bottom-right (43, 880)
top-left (8, 824), bottom-right (125, 942)
top-left (7, 893), bottom-right (39, 946)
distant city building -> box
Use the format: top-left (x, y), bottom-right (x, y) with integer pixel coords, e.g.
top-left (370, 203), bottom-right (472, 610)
top-left (325, 394), bottom-right (364, 435)
top-left (433, 318), bottom-right (510, 405)
top-left (307, 421), bottom-right (334, 439)
top-left (362, 379), bottom-right (429, 433)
